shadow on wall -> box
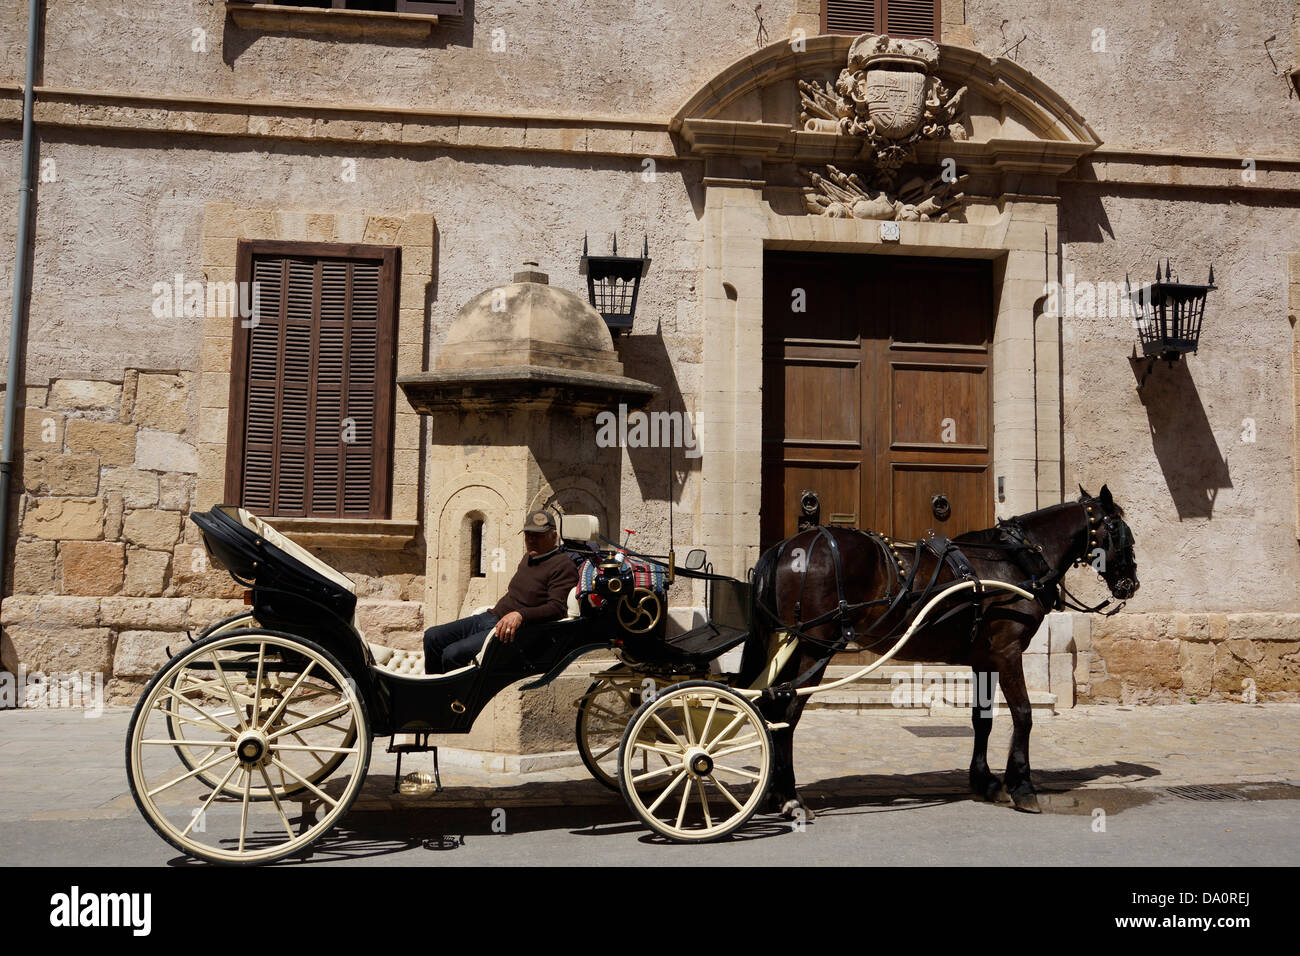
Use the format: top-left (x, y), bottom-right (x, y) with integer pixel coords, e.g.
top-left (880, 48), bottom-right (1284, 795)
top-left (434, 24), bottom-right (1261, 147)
top-left (614, 324), bottom-right (699, 506)
top-left (1135, 358), bottom-right (1231, 519)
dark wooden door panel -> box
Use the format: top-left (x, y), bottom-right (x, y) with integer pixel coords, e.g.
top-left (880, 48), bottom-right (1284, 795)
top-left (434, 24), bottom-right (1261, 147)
top-left (889, 464), bottom-right (990, 542)
top-left (762, 252), bottom-right (993, 550)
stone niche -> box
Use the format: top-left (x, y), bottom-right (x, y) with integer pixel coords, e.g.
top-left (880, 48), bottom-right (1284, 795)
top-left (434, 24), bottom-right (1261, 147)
top-left (398, 262), bottom-right (657, 761)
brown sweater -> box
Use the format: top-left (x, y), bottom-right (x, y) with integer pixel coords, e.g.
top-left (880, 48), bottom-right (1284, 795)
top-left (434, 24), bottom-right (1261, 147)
top-left (491, 549), bottom-right (580, 625)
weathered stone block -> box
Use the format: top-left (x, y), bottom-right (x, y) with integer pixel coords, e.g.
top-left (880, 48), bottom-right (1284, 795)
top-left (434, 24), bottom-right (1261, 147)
top-left (65, 420), bottom-right (136, 466)
top-left (22, 453), bottom-right (99, 496)
top-left (122, 549), bottom-right (171, 597)
top-left (0, 626), bottom-right (111, 674)
top-left (104, 492), bottom-right (125, 541)
top-left (1213, 639), bottom-right (1300, 695)
top-left (0, 596), bottom-right (101, 627)
top-left (22, 408), bottom-right (64, 450)
top-left (189, 598), bottom-right (249, 629)
top-left (60, 541), bottom-right (125, 596)
top-left (48, 379), bottom-right (121, 413)
top-left (22, 498), bottom-right (104, 541)
top-left (133, 373), bottom-right (189, 432)
top-left (101, 468), bottom-right (159, 508)
top-left (11, 539), bottom-right (58, 595)
top-left (123, 509), bottom-right (183, 549)
top-left (159, 473), bottom-right (194, 511)
top-left (1091, 636), bottom-right (1181, 690)
top-left (112, 630), bottom-right (175, 678)
top-left (169, 544), bottom-right (245, 599)
top-left (99, 597), bottom-right (190, 630)
top-left (135, 430), bottom-right (198, 473)
top-left (355, 600), bottom-right (424, 635)
top-left (1179, 640), bottom-right (1214, 697)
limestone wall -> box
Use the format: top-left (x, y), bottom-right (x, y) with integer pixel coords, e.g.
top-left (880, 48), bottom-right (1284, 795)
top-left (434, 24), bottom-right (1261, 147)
top-left (0, 371), bottom-right (427, 702)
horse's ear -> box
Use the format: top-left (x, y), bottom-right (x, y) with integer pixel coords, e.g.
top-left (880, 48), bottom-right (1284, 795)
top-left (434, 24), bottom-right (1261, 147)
top-left (1078, 484), bottom-right (1091, 500)
top-left (1099, 484), bottom-right (1114, 507)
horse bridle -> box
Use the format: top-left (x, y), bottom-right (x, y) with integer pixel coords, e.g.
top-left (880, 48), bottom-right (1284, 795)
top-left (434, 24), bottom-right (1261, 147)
top-left (1059, 497), bottom-right (1131, 616)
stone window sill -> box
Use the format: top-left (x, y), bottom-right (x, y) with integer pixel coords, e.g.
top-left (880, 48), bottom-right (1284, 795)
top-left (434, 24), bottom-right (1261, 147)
top-left (267, 517), bottom-right (420, 550)
top-left (226, 3), bottom-right (441, 40)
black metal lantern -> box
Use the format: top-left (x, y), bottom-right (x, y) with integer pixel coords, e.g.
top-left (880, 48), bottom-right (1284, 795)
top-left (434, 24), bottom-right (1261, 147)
top-left (580, 234), bottom-right (651, 336)
top-left (1127, 261), bottom-right (1216, 388)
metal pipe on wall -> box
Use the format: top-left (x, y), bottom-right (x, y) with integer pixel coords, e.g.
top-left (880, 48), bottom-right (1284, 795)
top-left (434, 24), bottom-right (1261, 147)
top-left (0, 0), bottom-right (43, 608)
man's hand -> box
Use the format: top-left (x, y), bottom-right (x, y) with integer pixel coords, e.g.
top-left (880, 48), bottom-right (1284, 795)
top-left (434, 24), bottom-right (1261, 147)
top-left (496, 611), bottom-right (524, 643)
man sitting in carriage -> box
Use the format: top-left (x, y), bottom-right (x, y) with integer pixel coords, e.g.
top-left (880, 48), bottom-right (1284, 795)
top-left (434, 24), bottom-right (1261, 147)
top-left (422, 509), bottom-right (580, 674)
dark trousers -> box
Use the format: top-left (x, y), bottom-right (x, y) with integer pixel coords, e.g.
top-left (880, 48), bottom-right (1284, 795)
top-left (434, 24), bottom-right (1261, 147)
top-left (423, 610), bottom-right (499, 674)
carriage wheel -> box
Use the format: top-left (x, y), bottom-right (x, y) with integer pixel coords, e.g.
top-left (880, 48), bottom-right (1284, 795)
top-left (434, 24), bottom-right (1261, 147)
top-left (618, 680), bottom-right (771, 842)
top-left (127, 629), bottom-right (371, 865)
top-left (164, 619), bottom-right (357, 802)
top-left (577, 672), bottom-right (662, 791)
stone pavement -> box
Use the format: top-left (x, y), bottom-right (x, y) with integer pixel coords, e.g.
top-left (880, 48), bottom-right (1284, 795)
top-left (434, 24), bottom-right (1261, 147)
top-left (1, 701), bottom-right (1298, 825)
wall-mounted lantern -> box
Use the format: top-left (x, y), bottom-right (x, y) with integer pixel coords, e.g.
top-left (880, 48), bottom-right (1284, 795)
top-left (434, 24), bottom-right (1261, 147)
top-left (580, 234), bottom-right (651, 336)
top-left (1127, 260), bottom-right (1216, 389)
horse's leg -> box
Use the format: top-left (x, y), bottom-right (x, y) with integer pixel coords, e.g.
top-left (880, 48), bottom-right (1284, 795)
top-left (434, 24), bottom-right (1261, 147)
top-left (996, 653), bottom-right (1041, 813)
top-left (969, 662), bottom-right (1010, 804)
top-left (761, 648), bottom-right (822, 821)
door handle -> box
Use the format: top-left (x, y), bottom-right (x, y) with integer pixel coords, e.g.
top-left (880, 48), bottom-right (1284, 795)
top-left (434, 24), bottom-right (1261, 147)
top-left (931, 493), bottom-right (951, 521)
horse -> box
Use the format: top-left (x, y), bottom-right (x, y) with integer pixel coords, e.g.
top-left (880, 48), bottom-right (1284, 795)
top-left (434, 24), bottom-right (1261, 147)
top-left (738, 485), bottom-right (1139, 817)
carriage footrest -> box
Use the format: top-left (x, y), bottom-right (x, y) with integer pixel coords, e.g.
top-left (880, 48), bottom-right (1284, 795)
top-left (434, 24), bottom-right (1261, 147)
top-left (387, 733), bottom-right (442, 794)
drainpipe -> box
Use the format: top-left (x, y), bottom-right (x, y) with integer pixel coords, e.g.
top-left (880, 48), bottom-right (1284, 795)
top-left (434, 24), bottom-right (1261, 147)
top-left (0, 0), bottom-right (42, 609)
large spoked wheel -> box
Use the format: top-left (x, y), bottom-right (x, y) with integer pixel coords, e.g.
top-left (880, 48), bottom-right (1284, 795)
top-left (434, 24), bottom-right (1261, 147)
top-left (164, 616), bottom-right (357, 801)
top-left (127, 629), bottom-right (371, 865)
top-left (617, 680), bottom-right (771, 843)
top-left (576, 672), bottom-right (653, 791)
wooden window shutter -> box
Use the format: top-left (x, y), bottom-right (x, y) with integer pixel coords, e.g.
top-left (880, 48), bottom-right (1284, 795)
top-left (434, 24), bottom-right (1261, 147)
top-left (227, 241), bottom-right (399, 519)
top-left (823, 1), bottom-right (940, 38)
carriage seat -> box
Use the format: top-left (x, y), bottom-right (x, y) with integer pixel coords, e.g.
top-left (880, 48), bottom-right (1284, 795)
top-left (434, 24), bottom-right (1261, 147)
top-left (367, 585), bottom-right (583, 678)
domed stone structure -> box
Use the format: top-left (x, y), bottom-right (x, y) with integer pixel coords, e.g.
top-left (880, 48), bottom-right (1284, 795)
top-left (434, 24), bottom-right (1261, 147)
top-left (396, 262), bottom-right (658, 762)
top-left (436, 262), bottom-right (625, 377)
top-left (401, 262), bottom-right (655, 413)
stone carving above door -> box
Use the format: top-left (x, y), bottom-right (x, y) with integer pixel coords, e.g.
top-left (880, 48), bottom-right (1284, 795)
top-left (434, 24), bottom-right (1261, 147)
top-left (798, 35), bottom-right (969, 221)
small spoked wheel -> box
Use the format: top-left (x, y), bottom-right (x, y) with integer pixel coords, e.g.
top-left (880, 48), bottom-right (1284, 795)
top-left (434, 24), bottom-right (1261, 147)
top-left (617, 680), bottom-right (771, 843)
top-left (126, 629), bottom-right (371, 865)
top-left (576, 673), bottom-right (645, 791)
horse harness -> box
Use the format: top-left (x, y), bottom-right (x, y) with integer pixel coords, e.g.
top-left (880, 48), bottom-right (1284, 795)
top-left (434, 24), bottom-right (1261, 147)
top-left (754, 503), bottom-right (1120, 698)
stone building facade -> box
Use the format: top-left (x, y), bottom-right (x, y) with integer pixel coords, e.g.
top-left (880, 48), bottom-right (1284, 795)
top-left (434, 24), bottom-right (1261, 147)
top-left (2, 0), bottom-right (1299, 725)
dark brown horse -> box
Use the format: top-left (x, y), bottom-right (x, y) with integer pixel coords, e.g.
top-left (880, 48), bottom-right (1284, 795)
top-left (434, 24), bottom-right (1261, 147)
top-left (738, 485), bottom-right (1138, 817)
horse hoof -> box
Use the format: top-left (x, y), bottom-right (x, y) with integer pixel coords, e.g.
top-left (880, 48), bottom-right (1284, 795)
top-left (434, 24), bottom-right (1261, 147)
top-left (973, 778), bottom-right (1012, 805)
top-left (1011, 791), bottom-right (1042, 814)
top-left (781, 798), bottom-right (815, 821)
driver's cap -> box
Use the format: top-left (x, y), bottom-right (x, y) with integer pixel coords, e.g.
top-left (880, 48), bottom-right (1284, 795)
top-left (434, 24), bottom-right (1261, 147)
top-left (520, 509), bottom-right (556, 534)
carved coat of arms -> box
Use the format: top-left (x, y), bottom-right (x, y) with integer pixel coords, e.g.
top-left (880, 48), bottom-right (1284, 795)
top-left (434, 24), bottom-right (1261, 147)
top-left (798, 35), bottom-right (969, 222)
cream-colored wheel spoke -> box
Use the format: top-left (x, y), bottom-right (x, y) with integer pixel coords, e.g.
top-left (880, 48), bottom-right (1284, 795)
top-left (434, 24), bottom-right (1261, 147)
top-left (274, 744), bottom-right (358, 755)
top-left (703, 712), bottom-right (746, 753)
top-left (696, 779), bottom-right (713, 828)
top-left (649, 713), bottom-right (686, 749)
top-left (267, 701), bottom-right (350, 741)
top-left (646, 770), bottom-right (688, 814)
top-left (632, 761), bottom-right (684, 784)
top-left (251, 642), bottom-right (266, 722)
top-left (258, 765), bottom-right (297, 840)
top-left (631, 740), bottom-right (684, 759)
top-left (675, 779), bottom-right (692, 829)
top-left (710, 775), bottom-right (745, 811)
top-left (147, 749), bottom-right (237, 798)
top-left (238, 769), bottom-right (253, 853)
top-left (209, 652), bottom-right (248, 732)
top-left (141, 738), bottom-right (234, 748)
top-left (711, 736), bottom-right (762, 759)
top-left (155, 705), bottom-right (229, 734)
top-left (267, 757), bottom-right (339, 807)
top-left (711, 763), bottom-right (760, 781)
top-left (162, 685), bottom-right (239, 738)
top-left (182, 761), bottom-right (240, 838)
top-left (679, 697), bottom-right (697, 746)
top-left (698, 696), bottom-right (721, 747)
top-left (288, 731), bottom-right (331, 767)
top-left (257, 661), bottom-right (316, 732)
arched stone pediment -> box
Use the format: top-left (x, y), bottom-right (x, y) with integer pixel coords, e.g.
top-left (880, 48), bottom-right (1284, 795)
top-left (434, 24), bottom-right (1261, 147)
top-left (672, 34), bottom-right (1101, 202)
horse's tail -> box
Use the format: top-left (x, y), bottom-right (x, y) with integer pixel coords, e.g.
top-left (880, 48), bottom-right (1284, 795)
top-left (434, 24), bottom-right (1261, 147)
top-left (738, 540), bottom-right (782, 686)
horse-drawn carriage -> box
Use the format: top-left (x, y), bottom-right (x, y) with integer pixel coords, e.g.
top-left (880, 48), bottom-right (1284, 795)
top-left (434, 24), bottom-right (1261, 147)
top-left (127, 487), bottom-right (1138, 864)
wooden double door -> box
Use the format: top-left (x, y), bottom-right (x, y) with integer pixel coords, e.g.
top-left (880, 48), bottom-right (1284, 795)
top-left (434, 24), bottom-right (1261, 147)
top-left (760, 252), bottom-right (995, 551)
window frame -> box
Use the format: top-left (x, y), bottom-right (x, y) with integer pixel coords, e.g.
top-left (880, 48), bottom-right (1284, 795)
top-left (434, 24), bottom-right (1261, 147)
top-left (225, 238), bottom-right (400, 520)
top-left (228, 0), bottom-right (464, 15)
top-left (822, 0), bottom-right (942, 40)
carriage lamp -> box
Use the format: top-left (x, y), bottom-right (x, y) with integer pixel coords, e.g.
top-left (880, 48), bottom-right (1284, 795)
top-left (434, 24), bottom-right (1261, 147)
top-left (1126, 261), bottom-right (1216, 389)
top-left (580, 234), bottom-right (651, 336)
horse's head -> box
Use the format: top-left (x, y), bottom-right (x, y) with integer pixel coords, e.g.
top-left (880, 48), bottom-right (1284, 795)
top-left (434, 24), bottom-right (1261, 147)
top-left (1078, 484), bottom-right (1139, 600)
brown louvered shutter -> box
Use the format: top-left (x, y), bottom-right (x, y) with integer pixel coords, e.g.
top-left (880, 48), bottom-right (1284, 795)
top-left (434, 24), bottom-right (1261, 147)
top-left (823, 1), bottom-right (939, 38)
top-left (228, 241), bottom-right (398, 519)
